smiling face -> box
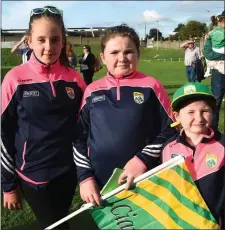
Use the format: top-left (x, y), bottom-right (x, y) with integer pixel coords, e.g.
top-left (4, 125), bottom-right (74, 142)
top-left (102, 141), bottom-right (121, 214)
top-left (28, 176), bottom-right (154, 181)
top-left (28, 17), bottom-right (63, 65)
top-left (100, 36), bottom-right (139, 76)
top-left (174, 100), bottom-right (213, 135)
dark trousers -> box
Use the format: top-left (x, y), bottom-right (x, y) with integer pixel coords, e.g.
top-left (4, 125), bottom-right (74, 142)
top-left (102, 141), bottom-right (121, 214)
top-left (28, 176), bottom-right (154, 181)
top-left (211, 69), bottom-right (225, 129)
top-left (186, 66), bottom-right (196, 82)
top-left (82, 70), bottom-right (94, 85)
top-left (19, 166), bottom-right (77, 230)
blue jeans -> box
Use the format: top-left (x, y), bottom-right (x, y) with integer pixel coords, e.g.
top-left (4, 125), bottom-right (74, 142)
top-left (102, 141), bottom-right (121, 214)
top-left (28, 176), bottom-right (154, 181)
top-left (211, 70), bottom-right (225, 129)
top-left (186, 66), bottom-right (196, 82)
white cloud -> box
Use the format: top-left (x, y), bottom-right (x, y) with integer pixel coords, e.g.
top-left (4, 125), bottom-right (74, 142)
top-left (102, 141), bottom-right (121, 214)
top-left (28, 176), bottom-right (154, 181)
top-left (143, 10), bottom-right (163, 22)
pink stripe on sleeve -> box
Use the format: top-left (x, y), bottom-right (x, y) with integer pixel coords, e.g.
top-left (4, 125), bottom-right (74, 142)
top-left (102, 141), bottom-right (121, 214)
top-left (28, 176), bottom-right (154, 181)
top-left (134, 156), bottom-right (147, 170)
top-left (1, 69), bottom-right (18, 115)
top-left (3, 187), bottom-right (18, 194)
top-left (79, 176), bottom-right (95, 185)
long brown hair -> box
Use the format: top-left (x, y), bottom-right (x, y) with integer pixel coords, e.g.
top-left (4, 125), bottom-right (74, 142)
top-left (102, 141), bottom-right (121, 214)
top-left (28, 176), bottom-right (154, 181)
top-left (28, 6), bottom-right (70, 67)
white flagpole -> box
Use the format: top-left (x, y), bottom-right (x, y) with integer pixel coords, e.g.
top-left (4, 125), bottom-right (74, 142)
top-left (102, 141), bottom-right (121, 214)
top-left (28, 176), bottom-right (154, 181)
top-left (46, 156), bottom-right (184, 229)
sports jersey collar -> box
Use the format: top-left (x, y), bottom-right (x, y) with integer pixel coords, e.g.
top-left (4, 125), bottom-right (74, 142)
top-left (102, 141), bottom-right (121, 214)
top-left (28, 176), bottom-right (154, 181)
top-left (178, 127), bottom-right (215, 146)
top-left (107, 70), bottom-right (138, 79)
top-left (28, 52), bottom-right (61, 74)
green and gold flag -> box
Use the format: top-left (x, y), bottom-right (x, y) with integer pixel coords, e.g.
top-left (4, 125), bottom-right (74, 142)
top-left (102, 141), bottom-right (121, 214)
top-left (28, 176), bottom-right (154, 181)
top-left (90, 162), bottom-right (219, 229)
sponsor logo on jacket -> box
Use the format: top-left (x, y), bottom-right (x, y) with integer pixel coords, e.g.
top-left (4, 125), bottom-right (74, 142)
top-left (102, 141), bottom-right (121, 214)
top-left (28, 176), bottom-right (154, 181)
top-left (23, 91), bottom-right (39, 97)
top-left (92, 95), bottom-right (105, 103)
top-left (171, 153), bottom-right (185, 160)
top-left (206, 154), bottom-right (217, 168)
top-left (18, 79), bottom-right (33, 83)
top-left (66, 87), bottom-right (75, 99)
top-left (133, 92), bottom-right (144, 104)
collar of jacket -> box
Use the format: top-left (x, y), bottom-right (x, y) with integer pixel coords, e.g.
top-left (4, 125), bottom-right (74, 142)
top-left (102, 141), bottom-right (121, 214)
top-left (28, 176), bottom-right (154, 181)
top-left (107, 70), bottom-right (138, 79)
top-left (177, 127), bottom-right (217, 147)
top-left (28, 52), bottom-right (61, 74)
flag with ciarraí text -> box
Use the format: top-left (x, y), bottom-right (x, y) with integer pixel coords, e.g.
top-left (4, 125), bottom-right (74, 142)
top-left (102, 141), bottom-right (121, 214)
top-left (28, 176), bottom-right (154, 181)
top-left (89, 162), bottom-right (219, 229)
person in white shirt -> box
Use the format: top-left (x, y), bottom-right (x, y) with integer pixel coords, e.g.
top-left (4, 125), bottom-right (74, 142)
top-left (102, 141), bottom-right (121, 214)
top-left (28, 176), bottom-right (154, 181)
top-left (180, 40), bottom-right (202, 82)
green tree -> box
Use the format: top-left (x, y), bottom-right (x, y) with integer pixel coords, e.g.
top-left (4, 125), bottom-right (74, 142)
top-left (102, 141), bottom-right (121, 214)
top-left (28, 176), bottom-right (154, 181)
top-left (166, 23), bottom-right (185, 41)
top-left (147, 28), bottom-right (163, 40)
top-left (174, 23), bottom-right (185, 33)
top-left (179, 20), bottom-right (207, 40)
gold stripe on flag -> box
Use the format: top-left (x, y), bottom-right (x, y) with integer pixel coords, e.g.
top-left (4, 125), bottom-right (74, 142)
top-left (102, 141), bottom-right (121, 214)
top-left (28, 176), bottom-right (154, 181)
top-left (115, 190), bottom-right (182, 229)
top-left (158, 168), bottom-right (208, 210)
top-left (138, 179), bottom-right (218, 229)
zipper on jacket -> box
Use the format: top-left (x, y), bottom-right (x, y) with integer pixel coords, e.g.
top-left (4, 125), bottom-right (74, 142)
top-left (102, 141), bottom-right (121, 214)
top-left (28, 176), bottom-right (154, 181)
top-left (47, 66), bottom-right (56, 97)
top-left (20, 141), bottom-right (27, 171)
top-left (191, 147), bottom-right (196, 162)
top-left (88, 146), bottom-right (90, 157)
top-left (116, 78), bottom-right (120, 101)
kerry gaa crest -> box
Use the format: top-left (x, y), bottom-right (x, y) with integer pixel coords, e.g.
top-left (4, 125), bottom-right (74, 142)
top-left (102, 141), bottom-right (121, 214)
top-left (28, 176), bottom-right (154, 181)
top-left (206, 154), bottom-right (217, 168)
top-left (66, 87), bottom-right (75, 99)
top-left (133, 92), bottom-right (144, 104)
top-left (184, 85), bottom-right (196, 94)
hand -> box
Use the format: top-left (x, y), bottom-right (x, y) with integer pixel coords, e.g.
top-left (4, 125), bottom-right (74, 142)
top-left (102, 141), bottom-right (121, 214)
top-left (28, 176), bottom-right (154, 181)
top-left (3, 188), bottom-right (22, 210)
top-left (118, 157), bottom-right (147, 190)
top-left (21, 35), bottom-right (28, 43)
top-left (80, 179), bottom-right (101, 206)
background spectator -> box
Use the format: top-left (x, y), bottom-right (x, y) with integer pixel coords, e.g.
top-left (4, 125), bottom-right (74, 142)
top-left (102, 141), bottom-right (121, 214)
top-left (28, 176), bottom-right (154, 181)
top-left (66, 40), bottom-right (77, 69)
top-left (204, 10), bottom-right (225, 129)
top-left (79, 45), bottom-right (95, 85)
top-left (204, 11), bottom-right (225, 77)
top-left (180, 40), bottom-right (202, 82)
top-left (11, 34), bottom-right (32, 64)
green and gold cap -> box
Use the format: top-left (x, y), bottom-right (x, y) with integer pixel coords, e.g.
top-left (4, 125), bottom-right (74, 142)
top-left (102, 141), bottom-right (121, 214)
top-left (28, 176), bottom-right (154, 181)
top-left (171, 82), bottom-right (216, 111)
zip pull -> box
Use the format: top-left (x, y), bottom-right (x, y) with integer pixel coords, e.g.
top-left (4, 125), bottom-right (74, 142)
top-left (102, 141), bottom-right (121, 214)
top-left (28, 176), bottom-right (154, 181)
top-left (191, 147), bottom-right (196, 163)
top-left (47, 66), bottom-right (56, 97)
top-left (116, 78), bottom-right (120, 101)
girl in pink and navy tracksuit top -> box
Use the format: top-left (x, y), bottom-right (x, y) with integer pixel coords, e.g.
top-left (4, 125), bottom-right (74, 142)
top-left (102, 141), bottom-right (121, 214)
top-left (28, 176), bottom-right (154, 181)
top-left (74, 24), bottom-right (176, 206)
top-left (162, 82), bottom-right (224, 228)
top-left (1, 6), bottom-right (86, 229)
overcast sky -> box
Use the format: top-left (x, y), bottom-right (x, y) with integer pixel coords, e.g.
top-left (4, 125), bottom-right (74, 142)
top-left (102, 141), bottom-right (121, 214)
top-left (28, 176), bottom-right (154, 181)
top-left (2, 1), bottom-right (224, 38)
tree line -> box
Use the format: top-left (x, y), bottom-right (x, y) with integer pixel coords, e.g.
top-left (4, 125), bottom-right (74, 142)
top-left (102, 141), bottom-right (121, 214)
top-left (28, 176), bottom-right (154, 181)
top-left (146, 20), bottom-right (208, 41)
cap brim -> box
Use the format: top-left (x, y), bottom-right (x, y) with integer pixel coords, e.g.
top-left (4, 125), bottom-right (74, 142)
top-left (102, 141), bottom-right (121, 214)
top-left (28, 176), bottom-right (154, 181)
top-left (172, 93), bottom-right (216, 111)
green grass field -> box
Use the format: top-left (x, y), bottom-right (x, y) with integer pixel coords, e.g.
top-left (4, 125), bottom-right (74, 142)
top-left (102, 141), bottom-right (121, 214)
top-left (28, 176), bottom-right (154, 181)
top-left (1, 49), bottom-right (224, 230)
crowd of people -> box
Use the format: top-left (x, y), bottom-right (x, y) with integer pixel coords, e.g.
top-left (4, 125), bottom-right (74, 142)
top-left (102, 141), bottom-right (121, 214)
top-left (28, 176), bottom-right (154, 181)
top-left (2, 5), bottom-right (224, 230)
